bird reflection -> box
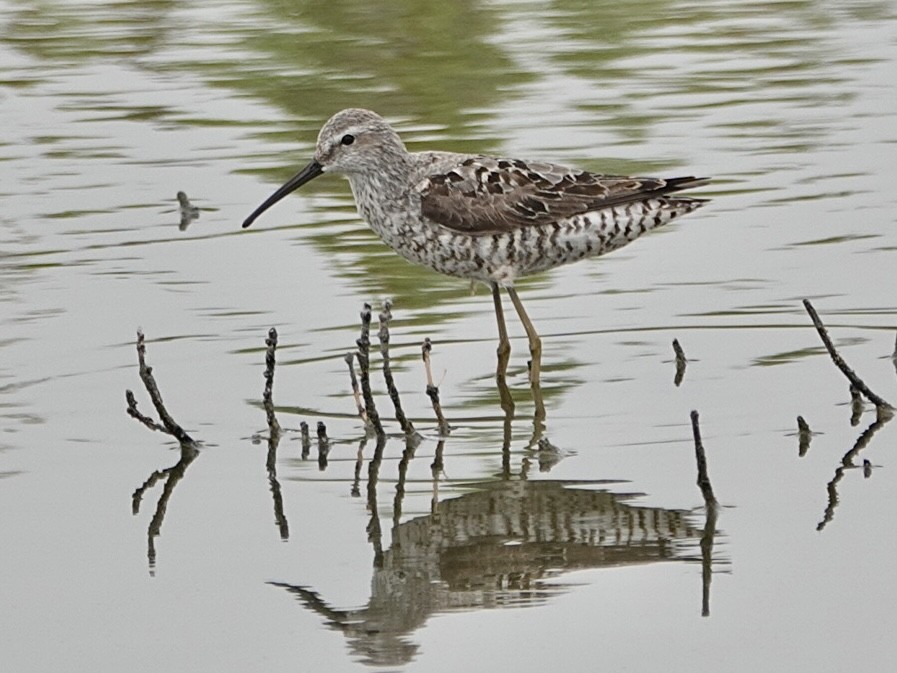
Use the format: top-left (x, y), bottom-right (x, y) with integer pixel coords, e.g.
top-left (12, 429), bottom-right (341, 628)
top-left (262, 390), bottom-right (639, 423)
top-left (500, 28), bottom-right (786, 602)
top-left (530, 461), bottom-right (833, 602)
top-left (271, 475), bottom-right (702, 667)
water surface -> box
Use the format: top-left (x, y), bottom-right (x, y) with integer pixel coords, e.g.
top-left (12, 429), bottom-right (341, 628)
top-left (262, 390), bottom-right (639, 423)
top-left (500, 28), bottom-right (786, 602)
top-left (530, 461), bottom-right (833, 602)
top-left (1, 1), bottom-right (896, 671)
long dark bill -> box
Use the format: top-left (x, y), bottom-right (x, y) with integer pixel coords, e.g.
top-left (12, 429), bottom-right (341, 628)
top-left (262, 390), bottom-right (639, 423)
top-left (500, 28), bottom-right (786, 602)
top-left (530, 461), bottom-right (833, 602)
top-left (242, 159), bottom-right (324, 228)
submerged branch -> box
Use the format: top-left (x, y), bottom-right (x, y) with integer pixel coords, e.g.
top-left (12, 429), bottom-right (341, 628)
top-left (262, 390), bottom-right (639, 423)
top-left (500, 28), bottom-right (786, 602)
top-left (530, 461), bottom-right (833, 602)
top-left (802, 299), bottom-right (893, 413)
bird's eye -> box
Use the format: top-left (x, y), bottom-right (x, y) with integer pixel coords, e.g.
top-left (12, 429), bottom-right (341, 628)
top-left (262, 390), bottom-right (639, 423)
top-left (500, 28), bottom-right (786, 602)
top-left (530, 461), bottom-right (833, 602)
top-left (341, 134), bottom-right (355, 146)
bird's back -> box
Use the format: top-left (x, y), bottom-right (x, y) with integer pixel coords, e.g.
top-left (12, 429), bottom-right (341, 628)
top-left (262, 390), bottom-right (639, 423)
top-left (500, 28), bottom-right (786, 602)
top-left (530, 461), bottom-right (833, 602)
top-left (354, 148), bottom-right (709, 284)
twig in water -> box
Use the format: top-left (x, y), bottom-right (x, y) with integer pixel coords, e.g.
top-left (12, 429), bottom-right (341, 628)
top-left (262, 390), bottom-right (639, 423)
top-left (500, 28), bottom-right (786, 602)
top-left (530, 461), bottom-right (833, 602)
top-left (891, 328), bottom-right (897, 377)
top-left (690, 410), bottom-right (718, 508)
top-left (422, 338), bottom-right (450, 435)
top-left (672, 338), bottom-right (688, 387)
top-left (126, 390), bottom-right (167, 433)
top-left (316, 421), bottom-right (330, 470)
top-left (344, 353), bottom-right (368, 426)
top-left (817, 412), bottom-right (891, 531)
top-left (797, 415), bottom-right (812, 457)
top-left (431, 438), bottom-right (446, 513)
top-left (366, 434), bottom-right (387, 566)
top-left (262, 328), bottom-right (287, 540)
top-left (176, 191), bottom-right (200, 230)
top-left (378, 300), bottom-right (415, 437)
top-left (690, 409), bottom-right (718, 618)
top-left (300, 421), bottom-right (310, 459)
top-left (393, 435), bottom-right (418, 527)
top-left (126, 330), bottom-right (194, 445)
top-left (802, 299), bottom-right (893, 415)
top-left (132, 442), bottom-right (199, 573)
top-left (351, 436), bottom-right (367, 498)
top-left (263, 327), bottom-right (281, 436)
top-left (849, 384), bottom-right (864, 426)
top-left (356, 304), bottom-right (384, 436)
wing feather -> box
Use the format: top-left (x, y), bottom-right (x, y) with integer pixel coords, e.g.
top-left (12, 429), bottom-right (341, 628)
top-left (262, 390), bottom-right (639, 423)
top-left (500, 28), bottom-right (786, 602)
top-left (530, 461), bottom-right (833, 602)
top-left (418, 156), bottom-right (708, 234)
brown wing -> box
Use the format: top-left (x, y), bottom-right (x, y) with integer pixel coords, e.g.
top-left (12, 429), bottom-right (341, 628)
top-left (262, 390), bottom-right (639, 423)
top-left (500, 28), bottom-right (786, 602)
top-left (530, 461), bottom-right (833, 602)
top-left (418, 156), bottom-right (709, 235)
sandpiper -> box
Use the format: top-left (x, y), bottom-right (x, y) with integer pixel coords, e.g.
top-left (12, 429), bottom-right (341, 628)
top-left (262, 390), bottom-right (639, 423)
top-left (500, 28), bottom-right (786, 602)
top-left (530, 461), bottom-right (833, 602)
top-left (243, 108), bottom-right (709, 381)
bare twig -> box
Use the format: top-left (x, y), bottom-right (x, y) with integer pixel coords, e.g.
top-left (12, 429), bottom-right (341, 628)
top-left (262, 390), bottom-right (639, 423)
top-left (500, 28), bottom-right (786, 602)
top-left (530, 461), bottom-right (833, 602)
top-left (849, 384), bottom-right (864, 426)
top-left (344, 353), bottom-right (368, 426)
top-left (378, 300), bottom-right (415, 437)
top-left (672, 338), bottom-right (687, 387)
top-left (797, 415), bottom-right (812, 457)
top-left (356, 304), bottom-right (384, 436)
top-left (316, 421), bottom-right (330, 470)
top-left (126, 390), bottom-right (167, 433)
top-left (690, 409), bottom-right (718, 618)
top-left (300, 421), bottom-right (310, 459)
top-left (422, 338), bottom-right (450, 435)
top-left (263, 327), bottom-right (281, 435)
top-left (127, 330), bottom-right (194, 444)
top-left (802, 299), bottom-right (893, 413)
top-left (690, 410), bottom-right (718, 507)
top-left (262, 328), bottom-right (287, 540)
top-left (176, 191), bottom-right (199, 230)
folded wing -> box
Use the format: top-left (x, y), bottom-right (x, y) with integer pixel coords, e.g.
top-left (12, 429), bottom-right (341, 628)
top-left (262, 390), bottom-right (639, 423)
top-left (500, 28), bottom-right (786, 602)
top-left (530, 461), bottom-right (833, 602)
top-left (418, 156), bottom-right (709, 235)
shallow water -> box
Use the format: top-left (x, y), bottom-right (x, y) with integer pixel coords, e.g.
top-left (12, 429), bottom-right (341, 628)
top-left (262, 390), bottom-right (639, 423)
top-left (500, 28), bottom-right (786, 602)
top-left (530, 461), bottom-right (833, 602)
top-left (2, 1), bottom-right (896, 671)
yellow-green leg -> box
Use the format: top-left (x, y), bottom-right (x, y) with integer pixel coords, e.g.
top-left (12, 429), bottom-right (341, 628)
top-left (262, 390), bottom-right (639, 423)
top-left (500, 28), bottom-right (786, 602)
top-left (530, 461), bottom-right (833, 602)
top-left (507, 286), bottom-right (542, 384)
top-left (491, 282), bottom-right (514, 414)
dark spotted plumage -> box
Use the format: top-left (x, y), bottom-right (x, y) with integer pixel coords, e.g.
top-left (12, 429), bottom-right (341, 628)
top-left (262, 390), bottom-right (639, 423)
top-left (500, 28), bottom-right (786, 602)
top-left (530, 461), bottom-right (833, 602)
top-left (418, 156), bottom-right (707, 236)
top-left (242, 109), bottom-right (710, 377)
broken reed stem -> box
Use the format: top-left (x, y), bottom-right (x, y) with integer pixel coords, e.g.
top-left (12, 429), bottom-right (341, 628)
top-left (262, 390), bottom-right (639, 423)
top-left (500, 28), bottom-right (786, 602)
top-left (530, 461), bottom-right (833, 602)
top-left (344, 353), bottom-right (368, 425)
top-left (262, 328), bottom-right (287, 539)
top-left (672, 338), bottom-right (687, 387)
top-left (126, 390), bottom-right (167, 433)
top-left (797, 415), bottom-right (812, 457)
top-left (316, 421), bottom-right (329, 469)
top-left (128, 330), bottom-right (193, 444)
top-left (300, 421), bottom-right (310, 459)
top-left (849, 384), bottom-right (864, 426)
top-left (690, 410), bottom-right (718, 508)
top-left (263, 327), bottom-right (281, 435)
top-left (378, 301), bottom-right (415, 437)
top-left (356, 304), bottom-right (384, 436)
top-left (802, 299), bottom-right (894, 412)
top-left (422, 338), bottom-right (450, 435)
top-left (672, 338), bottom-right (687, 364)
